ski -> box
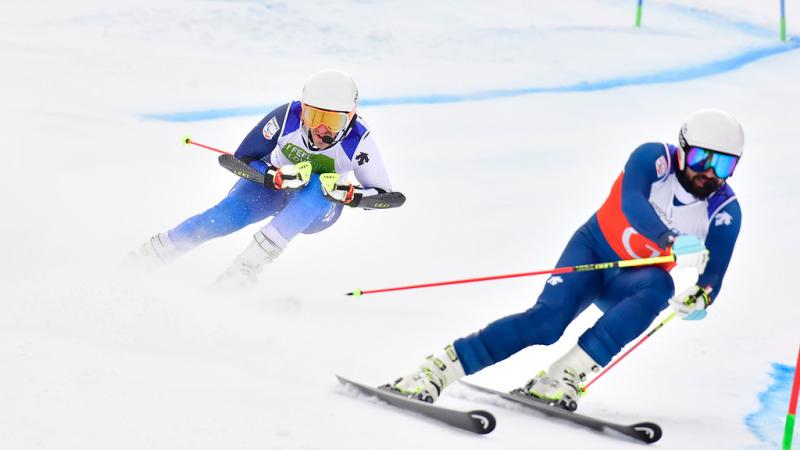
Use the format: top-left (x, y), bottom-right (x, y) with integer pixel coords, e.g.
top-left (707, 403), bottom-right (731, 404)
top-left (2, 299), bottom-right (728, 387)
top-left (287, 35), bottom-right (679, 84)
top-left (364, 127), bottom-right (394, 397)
top-left (336, 375), bottom-right (496, 434)
top-left (459, 380), bottom-right (661, 444)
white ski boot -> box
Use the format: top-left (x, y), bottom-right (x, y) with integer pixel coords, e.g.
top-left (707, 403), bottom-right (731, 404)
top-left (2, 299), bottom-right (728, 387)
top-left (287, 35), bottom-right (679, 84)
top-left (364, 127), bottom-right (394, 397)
top-left (215, 230), bottom-right (282, 288)
top-left (126, 232), bottom-right (182, 269)
top-left (384, 345), bottom-right (465, 403)
top-left (519, 345), bottom-right (600, 411)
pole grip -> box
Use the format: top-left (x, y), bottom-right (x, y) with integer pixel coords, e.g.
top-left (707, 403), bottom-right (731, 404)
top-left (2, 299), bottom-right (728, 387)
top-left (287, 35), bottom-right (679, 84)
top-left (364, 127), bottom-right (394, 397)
top-left (617, 254), bottom-right (675, 268)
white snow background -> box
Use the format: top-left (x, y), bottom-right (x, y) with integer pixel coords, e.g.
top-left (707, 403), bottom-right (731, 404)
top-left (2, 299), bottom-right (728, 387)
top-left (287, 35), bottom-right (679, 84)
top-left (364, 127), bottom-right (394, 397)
top-left (1, 0), bottom-right (799, 449)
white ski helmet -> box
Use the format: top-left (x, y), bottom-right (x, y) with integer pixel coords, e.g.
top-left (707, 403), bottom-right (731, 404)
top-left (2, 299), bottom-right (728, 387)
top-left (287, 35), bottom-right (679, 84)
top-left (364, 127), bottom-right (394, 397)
top-left (677, 109), bottom-right (745, 171)
top-left (302, 69), bottom-right (358, 112)
top-left (300, 69), bottom-right (358, 148)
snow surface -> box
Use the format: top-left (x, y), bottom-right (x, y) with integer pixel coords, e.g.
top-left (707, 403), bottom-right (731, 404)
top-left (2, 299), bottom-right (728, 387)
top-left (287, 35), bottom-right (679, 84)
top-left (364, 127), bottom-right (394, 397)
top-left (1, 1), bottom-right (799, 449)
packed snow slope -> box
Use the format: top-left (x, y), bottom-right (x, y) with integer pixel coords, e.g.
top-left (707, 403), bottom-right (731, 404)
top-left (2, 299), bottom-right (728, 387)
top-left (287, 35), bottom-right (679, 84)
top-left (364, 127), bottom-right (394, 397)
top-left (1, 1), bottom-right (798, 449)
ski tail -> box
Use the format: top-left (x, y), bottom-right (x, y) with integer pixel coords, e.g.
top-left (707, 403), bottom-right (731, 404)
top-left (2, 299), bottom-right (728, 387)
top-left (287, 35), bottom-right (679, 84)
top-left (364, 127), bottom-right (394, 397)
top-left (337, 375), bottom-right (495, 434)
top-left (460, 380), bottom-right (661, 444)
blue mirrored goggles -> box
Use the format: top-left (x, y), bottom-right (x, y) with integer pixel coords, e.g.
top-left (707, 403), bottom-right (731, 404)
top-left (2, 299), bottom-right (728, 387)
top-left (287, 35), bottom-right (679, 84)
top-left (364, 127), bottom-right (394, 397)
top-left (683, 146), bottom-right (739, 179)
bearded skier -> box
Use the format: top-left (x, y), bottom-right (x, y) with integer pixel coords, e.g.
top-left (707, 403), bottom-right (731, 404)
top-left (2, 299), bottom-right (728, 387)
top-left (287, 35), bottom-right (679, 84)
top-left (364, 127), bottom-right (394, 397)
top-left (386, 109), bottom-right (743, 411)
top-left (130, 69), bottom-right (403, 285)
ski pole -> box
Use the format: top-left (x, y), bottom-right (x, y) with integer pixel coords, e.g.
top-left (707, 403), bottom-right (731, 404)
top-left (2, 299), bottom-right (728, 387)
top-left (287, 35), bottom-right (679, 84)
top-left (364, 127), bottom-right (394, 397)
top-left (581, 285), bottom-right (712, 393)
top-left (179, 136), bottom-right (266, 182)
top-left (581, 312), bottom-right (677, 393)
top-left (346, 254), bottom-right (675, 297)
top-left (181, 135), bottom-right (232, 155)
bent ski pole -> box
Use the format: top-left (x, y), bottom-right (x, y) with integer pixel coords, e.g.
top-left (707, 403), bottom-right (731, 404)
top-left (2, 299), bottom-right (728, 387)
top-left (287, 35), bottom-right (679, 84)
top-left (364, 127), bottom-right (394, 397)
top-left (346, 254), bottom-right (675, 297)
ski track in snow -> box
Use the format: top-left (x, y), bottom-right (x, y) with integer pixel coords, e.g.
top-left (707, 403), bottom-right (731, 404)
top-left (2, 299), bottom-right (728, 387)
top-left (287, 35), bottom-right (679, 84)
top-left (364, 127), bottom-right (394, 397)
top-left (746, 363), bottom-right (799, 449)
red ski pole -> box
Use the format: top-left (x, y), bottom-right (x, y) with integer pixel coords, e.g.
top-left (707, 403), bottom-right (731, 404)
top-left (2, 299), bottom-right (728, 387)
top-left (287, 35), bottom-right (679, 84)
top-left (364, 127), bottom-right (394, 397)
top-left (181, 135), bottom-right (232, 155)
top-left (581, 312), bottom-right (677, 393)
top-left (582, 286), bottom-right (712, 393)
top-left (346, 254), bottom-right (675, 297)
top-left (179, 135), bottom-right (268, 184)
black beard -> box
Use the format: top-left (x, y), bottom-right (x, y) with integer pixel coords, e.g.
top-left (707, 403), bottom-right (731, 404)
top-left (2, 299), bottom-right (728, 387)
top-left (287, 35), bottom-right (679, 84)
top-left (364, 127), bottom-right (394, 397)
top-left (676, 168), bottom-right (721, 199)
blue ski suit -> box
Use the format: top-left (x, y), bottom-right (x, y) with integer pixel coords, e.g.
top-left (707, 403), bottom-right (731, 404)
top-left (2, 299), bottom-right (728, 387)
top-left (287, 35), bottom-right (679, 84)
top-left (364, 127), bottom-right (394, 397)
top-left (165, 101), bottom-right (393, 254)
top-left (454, 143), bottom-right (741, 372)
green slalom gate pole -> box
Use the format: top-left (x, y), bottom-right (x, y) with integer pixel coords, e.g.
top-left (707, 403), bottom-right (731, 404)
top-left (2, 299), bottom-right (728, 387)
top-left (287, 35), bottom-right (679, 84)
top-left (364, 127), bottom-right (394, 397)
top-left (636, 0), bottom-right (644, 27)
top-left (347, 254), bottom-right (675, 297)
top-left (781, 0), bottom-right (788, 42)
top-left (783, 346), bottom-right (800, 449)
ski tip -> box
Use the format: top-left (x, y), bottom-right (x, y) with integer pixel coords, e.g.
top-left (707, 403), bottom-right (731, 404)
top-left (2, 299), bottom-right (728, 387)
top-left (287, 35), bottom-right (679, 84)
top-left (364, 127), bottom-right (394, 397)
top-left (181, 135), bottom-right (192, 145)
top-left (467, 410), bottom-right (497, 434)
top-left (347, 289), bottom-right (362, 297)
top-left (631, 422), bottom-right (662, 444)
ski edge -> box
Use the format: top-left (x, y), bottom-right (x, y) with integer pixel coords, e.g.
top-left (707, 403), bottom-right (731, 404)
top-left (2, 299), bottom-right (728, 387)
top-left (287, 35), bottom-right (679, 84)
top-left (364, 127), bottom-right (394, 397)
top-left (336, 375), bottom-right (496, 435)
top-left (459, 380), bottom-right (661, 444)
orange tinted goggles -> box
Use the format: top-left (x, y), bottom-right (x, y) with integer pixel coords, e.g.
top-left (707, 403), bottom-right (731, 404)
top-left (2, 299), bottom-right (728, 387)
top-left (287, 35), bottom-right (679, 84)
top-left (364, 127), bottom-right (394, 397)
top-left (301, 104), bottom-right (354, 133)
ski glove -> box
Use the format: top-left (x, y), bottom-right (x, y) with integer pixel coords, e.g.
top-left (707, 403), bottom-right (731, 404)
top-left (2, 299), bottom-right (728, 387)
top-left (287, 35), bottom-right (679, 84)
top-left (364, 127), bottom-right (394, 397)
top-left (264, 161), bottom-right (312, 190)
top-left (320, 173), bottom-right (363, 206)
top-left (670, 234), bottom-right (710, 274)
top-left (669, 284), bottom-right (711, 320)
